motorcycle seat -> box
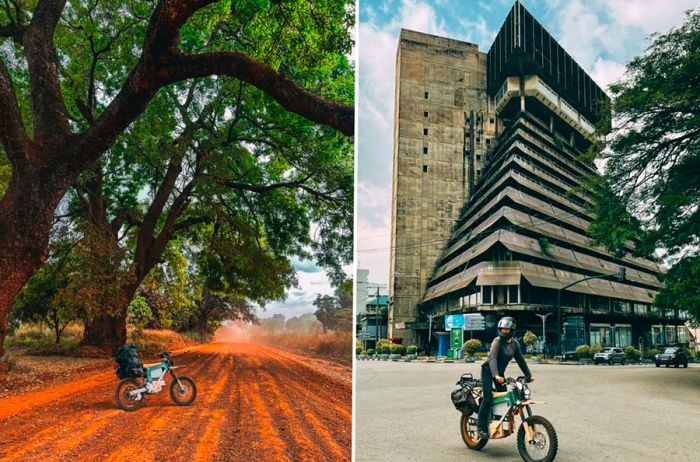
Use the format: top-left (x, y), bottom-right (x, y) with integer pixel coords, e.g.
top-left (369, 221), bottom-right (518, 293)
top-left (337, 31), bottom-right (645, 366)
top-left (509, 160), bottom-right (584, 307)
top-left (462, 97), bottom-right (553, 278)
top-left (492, 391), bottom-right (509, 398)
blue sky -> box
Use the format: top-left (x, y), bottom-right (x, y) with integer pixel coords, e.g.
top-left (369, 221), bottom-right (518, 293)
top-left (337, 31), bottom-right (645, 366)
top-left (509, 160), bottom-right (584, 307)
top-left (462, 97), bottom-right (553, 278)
top-left (356, 0), bottom-right (700, 287)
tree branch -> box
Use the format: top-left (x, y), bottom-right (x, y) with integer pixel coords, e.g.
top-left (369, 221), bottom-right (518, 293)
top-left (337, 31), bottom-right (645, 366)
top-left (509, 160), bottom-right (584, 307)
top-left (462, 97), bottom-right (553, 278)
top-left (0, 57), bottom-right (30, 162)
top-left (23, 0), bottom-right (71, 141)
top-left (167, 52), bottom-right (353, 136)
top-left (79, 0), bottom-right (351, 170)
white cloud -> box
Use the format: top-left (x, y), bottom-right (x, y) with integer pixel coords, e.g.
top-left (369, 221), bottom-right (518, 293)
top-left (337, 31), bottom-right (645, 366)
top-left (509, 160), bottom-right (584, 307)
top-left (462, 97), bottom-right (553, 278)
top-left (590, 57), bottom-right (628, 90)
top-left (256, 269), bottom-right (335, 319)
top-left (604, 0), bottom-right (699, 34)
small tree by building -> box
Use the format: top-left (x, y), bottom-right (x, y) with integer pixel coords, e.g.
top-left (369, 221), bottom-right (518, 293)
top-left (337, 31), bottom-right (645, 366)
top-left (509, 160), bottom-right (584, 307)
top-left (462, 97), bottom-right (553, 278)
top-left (523, 331), bottom-right (538, 353)
top-left (463, 339), bottom-right (483, 356)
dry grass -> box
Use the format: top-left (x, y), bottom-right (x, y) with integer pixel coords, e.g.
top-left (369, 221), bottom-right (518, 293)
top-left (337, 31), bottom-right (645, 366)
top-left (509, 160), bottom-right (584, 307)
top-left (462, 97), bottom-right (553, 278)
top-left (258, 331), bottom-right (352, 365)
top-left (129, 328), bottom-right (201, 357)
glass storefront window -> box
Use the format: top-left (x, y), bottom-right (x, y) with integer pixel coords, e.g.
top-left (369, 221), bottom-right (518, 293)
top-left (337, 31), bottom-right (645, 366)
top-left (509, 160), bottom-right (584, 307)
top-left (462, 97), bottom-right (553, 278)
top-left (665, 326), bottom-right (676, 344)
top-left (614, 325), bottom-right (632, 347)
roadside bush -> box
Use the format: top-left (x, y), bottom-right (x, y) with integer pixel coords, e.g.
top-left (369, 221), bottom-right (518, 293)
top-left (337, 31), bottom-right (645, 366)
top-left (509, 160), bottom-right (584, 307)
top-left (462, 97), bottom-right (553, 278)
top-left (648, 348), bottom-right (659, 358)
top-left (407, 345), bottom-right (418, 355)
top-left (624, 346), bottom-right (641, 360)
top-left (366, 348), bottom-right (375, 356)
top-left (360, 350), bottom-right (367, 356)
top-left (377, 339), bottom-right (393, 354)
top-left (590, 344), bottom-right (602, 355)
top-left (356, 346), bottom-right (362, 355)
top-left (390, 344), bottom-right (405, 355)
top-left (463, 339), bottom-right (483, 355)
top-left (575, 344), bottom-right (591, 358)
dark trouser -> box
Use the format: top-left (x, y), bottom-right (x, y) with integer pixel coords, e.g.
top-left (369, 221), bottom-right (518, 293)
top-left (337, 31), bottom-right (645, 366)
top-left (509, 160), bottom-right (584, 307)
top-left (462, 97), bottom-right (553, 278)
top-left (477, 363), bottom-right (506, 432)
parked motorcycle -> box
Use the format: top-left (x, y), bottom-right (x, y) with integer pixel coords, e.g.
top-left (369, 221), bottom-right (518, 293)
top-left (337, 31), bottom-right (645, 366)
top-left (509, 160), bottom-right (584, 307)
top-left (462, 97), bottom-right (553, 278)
top-left (115, 351), bottom-right (196, 411)
top-left (451, 373), bottom-right (558, 462)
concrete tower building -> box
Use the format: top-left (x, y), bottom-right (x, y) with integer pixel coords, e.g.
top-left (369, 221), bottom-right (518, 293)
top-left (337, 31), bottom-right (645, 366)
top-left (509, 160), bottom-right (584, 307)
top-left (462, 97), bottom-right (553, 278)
top-left (389, 2), bottom-right (691, 352)
top-left (388, 30), bottom-right (496, 344)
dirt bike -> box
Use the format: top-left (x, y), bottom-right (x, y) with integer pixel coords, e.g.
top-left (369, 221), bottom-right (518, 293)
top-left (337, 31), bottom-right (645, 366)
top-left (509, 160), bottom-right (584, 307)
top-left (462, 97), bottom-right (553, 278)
top-left (451, 373), bottom-right (558, 462)
top-left (115, 351), bottom-right (197, 411)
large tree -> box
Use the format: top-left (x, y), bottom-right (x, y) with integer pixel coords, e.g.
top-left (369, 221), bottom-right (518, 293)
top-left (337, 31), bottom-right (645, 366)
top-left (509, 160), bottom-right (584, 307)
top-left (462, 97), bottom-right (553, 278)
top-left (589, 9), bottom-right (700, 322)
top-left (0, 0), bottom-right (353, 360)
top-left (67, 77), bottom-right (350, 351)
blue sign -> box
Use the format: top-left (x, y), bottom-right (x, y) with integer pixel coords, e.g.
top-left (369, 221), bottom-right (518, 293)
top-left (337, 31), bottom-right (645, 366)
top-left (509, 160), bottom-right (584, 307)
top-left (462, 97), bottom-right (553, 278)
top-left (445, 314), bottom-right (465, 330)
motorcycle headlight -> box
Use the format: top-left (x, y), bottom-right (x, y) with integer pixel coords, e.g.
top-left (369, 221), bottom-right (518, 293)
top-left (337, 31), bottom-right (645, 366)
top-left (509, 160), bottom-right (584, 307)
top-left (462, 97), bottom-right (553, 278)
top-left (524, 388), bottom-right (531, 400)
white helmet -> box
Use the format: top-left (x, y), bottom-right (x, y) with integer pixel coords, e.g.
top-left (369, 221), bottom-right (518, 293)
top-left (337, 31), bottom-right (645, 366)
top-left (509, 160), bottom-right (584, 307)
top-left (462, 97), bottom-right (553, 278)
top-left (497, 316), bottom-right (516, 330)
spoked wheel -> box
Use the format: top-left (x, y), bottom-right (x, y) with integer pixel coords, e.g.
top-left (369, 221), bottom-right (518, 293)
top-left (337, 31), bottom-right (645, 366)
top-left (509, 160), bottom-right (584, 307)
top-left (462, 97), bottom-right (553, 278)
top-left (517, 415), bottom-right (558, 462)
top-left (115, 378), bottom-right (145, 411)
top-left (460, 413), bottom-right (487, 450)
top-left (170, 375), bottom-right (197, 406)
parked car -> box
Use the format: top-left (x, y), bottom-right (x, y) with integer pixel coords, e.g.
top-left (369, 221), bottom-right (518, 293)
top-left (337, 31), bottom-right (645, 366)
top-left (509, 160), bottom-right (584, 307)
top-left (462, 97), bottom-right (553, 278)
top-left (655, 348), bottom-right (688, 368)
top-left (593, 347), bottom-right (626, 365)
top-left (561, 351), bottom-right (578, 361)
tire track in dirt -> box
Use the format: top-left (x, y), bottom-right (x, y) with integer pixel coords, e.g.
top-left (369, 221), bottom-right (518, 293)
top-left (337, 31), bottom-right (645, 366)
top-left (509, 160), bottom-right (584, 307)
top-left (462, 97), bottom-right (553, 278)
top-left (0, 347), bottom-right (214, 462)
top-left (0, 341), bottom-right (351, 462)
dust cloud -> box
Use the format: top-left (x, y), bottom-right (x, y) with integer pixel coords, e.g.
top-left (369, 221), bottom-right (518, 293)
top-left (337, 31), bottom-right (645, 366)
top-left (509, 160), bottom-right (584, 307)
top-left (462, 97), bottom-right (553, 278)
top-left (212, 322), bottom-right (255, 343)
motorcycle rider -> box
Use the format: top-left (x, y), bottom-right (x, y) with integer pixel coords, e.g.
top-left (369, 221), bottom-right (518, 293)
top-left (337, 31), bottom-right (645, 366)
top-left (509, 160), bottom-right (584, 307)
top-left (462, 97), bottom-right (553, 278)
top-left (476, 316), bottom-right (533, 440)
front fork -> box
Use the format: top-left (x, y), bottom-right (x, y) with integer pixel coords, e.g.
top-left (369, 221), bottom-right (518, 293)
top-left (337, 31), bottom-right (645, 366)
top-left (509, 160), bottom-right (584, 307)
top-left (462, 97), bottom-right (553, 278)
top-left (170, 369), bottom-right (184, 390)
top-left (519, 405), bottom-right (534, 442)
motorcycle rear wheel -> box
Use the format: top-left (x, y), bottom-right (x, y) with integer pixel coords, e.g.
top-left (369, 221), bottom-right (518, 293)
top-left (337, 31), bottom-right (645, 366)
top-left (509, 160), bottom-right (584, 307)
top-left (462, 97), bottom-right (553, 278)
top-left (460, 413), bottom-right (487, 450)
top-left (115, 378), bottom-right (145, 411)
top-left (517, 415), bottom-right (558, 462)
top-left (170, 375), bottom-right (197, 406)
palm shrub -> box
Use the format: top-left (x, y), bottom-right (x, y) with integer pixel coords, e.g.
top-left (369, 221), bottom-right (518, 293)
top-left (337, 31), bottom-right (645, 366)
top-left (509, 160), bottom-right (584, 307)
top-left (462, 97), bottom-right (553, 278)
top-left (407, 345), bottom-right (418, 355)
top-left (356, 346), bottom-right (362, 355)
top-left (590, 344), bottom-right (602, 355)
top-left (366, 348), bottom-right (375, 356)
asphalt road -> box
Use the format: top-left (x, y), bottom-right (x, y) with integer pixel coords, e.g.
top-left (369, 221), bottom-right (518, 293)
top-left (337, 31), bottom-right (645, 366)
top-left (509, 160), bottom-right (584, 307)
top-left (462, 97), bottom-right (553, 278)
top-left (355, 360), bottom-right (700, 461)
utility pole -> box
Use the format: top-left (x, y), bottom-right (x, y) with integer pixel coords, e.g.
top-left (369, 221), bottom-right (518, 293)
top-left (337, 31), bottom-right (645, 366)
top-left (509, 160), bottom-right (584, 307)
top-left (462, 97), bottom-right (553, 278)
top-left (375, 286), bottom-right (380, 343)
top-left (535, 313), bottom-right (552, 359)
top-left (428, 314), bottom-right (436, 357)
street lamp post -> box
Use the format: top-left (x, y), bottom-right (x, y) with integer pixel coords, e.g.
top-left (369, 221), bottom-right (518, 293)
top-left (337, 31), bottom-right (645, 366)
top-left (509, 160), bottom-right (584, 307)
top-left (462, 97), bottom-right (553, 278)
top-left (555, 267), bottom-right (626, 354)
top-left (535, 313), bottom-right (552, 359)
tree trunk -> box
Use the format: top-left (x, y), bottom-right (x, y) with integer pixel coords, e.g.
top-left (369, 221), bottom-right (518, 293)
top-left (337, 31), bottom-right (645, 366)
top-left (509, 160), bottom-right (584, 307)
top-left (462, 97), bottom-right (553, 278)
top-left (0, 164), bottom-right (74, 361)
top-left (82, 309), bottom-right (128, 354)
top-left (80, 279), bottom-right (143, 353)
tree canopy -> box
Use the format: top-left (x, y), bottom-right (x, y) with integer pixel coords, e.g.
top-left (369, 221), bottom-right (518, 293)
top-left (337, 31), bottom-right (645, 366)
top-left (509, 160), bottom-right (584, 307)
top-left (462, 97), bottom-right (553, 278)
top-left (590, 9), bottom-right (700, 322)
top-left (0, 0), bottom-right (354, 358)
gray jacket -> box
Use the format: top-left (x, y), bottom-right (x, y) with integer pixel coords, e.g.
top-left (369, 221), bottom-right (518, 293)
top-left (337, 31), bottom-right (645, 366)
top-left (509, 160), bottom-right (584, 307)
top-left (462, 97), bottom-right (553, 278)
top-left (487, 336), bottom-right (531, 379)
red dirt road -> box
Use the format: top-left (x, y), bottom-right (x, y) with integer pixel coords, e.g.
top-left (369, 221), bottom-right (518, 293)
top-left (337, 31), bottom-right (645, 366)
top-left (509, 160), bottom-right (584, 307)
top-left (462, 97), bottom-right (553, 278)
top-left (0, 342), bottom-right (351, 461)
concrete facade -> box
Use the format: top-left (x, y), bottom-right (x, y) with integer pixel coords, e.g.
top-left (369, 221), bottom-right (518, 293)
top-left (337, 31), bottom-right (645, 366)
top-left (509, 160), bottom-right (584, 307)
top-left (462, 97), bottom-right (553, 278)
top-left (389, 30), bottom-right (495, 343)
top-left (388, 3), bottom-right (689, 352)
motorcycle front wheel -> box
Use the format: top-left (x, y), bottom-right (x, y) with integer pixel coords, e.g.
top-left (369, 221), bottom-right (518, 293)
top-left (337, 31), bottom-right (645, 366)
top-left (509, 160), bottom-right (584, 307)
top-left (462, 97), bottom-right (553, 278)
top-left (115, 378), bottom-right (145, 411)
top-left (170, 375), bottom-right (197, 406)
top-left (460, 413), bottom-right (487, 450)
top-left (517, 415), bottom-right (558, 462)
